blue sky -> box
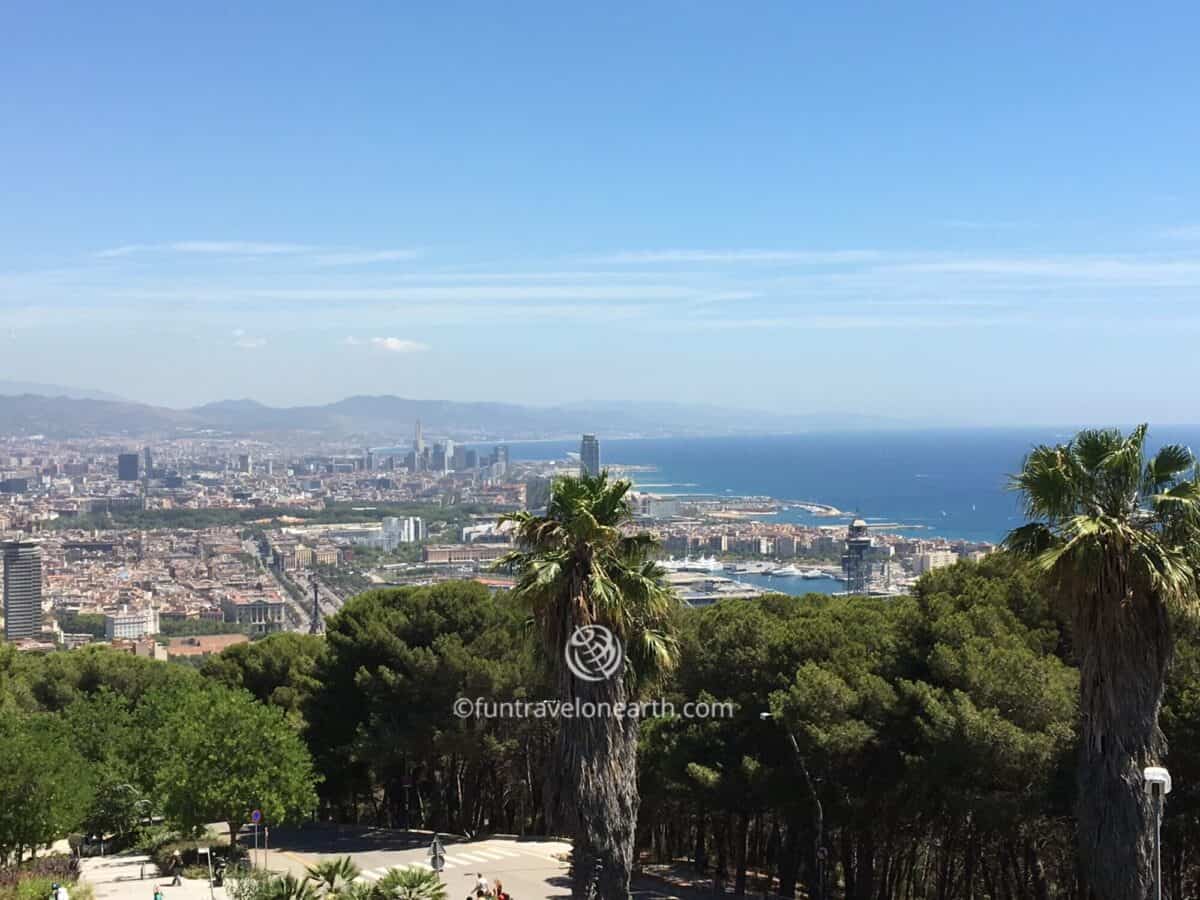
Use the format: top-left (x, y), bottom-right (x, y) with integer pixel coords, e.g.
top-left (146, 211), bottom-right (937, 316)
top-left (3, 1), bottom-right (1200, 424)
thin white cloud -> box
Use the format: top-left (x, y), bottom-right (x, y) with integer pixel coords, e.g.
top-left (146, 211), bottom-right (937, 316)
top-left (201, 285), bottom-right (696, 302)
top-left (97, 241), bottom-right (314, 257)
top-left (233, 331), bottom-right (267, 349)
top-left (312, 249), bottom-right (423, 266)
top-left (937, 219), bottom-right (1033, 230)
top-left (586, 249), bottom-right (888, 265)
top-left (1156, 225), bottom-right (1200, 241)
top-left (888, 256), bottom-right (1200, 284)
top-left (171, 241), bottom-right (314, 255)
top-left (94, 244), bottom-right (152, 258)
top-left (370, 337), bottom-right (429, 353)
top-left (94, 241), bottom-right (422, 262)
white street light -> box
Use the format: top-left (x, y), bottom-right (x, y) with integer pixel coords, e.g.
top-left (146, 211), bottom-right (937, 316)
top-left (1145, 766), bottom-right (1172, 900)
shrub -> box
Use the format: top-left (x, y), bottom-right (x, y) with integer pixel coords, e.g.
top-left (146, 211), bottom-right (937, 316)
top-left (131, 826), bottom-right (179, 856)
top-left (150, 841), bottom-right (208, 874)
top-left (371, 869), bottom-right (446, 900)
top-left (0, 857), bottom-right (92, 900)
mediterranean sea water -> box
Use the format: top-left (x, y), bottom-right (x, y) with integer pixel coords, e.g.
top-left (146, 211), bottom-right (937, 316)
top-left (499, 427), bottom-right (1200, 545)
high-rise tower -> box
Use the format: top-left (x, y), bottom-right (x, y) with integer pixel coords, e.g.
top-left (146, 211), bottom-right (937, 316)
top-left (580, 434), bottom-right (601, 476)
top-left (2, 541), bottom-right (42, 641)
top-left (118, 453), bottom-right (140, 481)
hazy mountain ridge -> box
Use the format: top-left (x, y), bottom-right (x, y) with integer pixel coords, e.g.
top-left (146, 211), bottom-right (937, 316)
top-left (0, 380), bottom-right (126, 402)
top-left (0, 391), bottom-right (907, 439)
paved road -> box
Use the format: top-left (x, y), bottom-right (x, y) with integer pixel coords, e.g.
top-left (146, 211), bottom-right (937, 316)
top-left (259, 827), bottom-right (711, 900)
top-left (80, 853), bottom-right (226, 900)
top-left (261, 828), bottom-right (573, 900)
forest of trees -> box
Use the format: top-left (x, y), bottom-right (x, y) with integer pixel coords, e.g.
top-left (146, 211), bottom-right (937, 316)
top-left (7, 554), bottom-right (1200, 896)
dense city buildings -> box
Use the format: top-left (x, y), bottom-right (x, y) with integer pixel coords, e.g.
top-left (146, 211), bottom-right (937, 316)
top-left (2, 540), bottom-right (42, 640)
top-left (0, 422), bottom-right (995, 649)
top-left (580, 434), bottom-right (600, 476)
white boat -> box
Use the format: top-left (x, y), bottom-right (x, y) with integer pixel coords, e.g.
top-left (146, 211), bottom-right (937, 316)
top-left (660, 555), bottom-right (725, 573)
top-left (769, 564), bottom-right (803, 577)
top-left (801, 568), bottom-right (828, 579)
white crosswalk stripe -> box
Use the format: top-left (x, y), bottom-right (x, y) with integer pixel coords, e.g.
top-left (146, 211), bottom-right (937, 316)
top-left (454, 853), bottom-right (492, 864)
top-left (481, 849), bottom-right (521, 859)
top-left (441, 855), bottom-right (472, 867)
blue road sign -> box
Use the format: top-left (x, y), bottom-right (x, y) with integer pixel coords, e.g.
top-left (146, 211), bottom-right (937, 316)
top-left (250, 810), bottom-right (262, 824)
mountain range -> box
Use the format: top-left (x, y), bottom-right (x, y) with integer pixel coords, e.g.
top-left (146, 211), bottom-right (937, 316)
top-left (0, 389), bottom-right (908, 440)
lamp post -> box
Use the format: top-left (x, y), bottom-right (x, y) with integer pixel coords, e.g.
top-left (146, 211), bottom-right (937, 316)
top-left (1144, 767), bottom-right (1172, 900)
top-left (761, 712), bottom-right (824, 900)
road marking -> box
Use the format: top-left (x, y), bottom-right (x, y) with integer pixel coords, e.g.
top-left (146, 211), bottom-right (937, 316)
top-left (481, 849), bottom-right (521, 859)
top-left (472, 851), bottom-right (509, 861)
top-left (498, 844), bottom-right (564, 860)
top-left (454, 853), bottom-right (492, 864)
top-left (441, 855), bottom-right (472, 866)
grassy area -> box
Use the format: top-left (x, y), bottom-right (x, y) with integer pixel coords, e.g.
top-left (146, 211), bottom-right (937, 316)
top-left (158, 619), bottom-right (249, 638)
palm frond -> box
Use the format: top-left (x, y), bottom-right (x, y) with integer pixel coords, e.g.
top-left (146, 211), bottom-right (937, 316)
top-left (500, 472), bottom-right (680, 692)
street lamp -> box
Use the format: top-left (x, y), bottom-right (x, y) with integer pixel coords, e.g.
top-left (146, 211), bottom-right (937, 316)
top-left (1144, 766), bottom-right (1172, 900)
top-left (761, 712), bottom-right (824, 900)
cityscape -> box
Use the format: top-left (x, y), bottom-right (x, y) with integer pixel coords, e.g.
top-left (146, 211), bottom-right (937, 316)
top-left (0, 425), bottom-right (996, 651)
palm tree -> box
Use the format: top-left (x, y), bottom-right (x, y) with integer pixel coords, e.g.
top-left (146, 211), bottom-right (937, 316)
top-left (306, 857), bottom-right (361, 895)
top-left (262, 874), bottom-right (321, 900)
top-left (501, 472), bottom-right (679, 900)
top-left (371, 867), bottom-right (447, 900)
top-left (1005, 425), bottom-right (1200, 899)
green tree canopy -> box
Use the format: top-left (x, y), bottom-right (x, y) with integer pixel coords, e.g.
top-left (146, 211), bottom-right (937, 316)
top-left (148, 683), bottom-right (319, 844)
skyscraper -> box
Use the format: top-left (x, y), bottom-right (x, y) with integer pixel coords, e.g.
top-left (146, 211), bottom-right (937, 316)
top-left (841, 519), bottom-right (893, 594)
top-left (2, 541), bottom-right (42, 641)
top-left (413, 420), bottom-right (425, 471)
top-left (118, 453), bottom-right (140, 481)
top-left (143, 446), bottom-right (154, 478)
top-left (580, 434), bottom-right (601, 476)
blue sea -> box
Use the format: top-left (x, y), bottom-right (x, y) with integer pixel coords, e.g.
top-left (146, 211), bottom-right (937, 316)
top-left (497, 427), bottom-right (1200, 545)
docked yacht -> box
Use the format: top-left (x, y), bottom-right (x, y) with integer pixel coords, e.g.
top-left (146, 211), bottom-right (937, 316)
top-left (769, 564), bottom-right (803, 576)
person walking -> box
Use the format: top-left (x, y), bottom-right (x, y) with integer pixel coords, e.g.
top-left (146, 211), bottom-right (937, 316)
top-left (170, 852), bottom-right (183, 887)
top-left (50, 883), bottom-right (69, 900)
top-left (474, 873), bottom-right (491, 898)
top-left (154, 888), bottom-right (164, 900)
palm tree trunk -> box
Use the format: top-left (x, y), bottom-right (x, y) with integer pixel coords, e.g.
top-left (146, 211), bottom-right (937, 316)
top-left (551, 642), bottom-right (640, 900)
top-left (1073, 573), bottom-right (1172, 900)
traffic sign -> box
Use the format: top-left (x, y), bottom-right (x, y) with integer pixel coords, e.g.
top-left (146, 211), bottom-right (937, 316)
top-left (431, 854), bottom-right (445, 872)
top-left (250, 810), bottom-right (262, 824)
